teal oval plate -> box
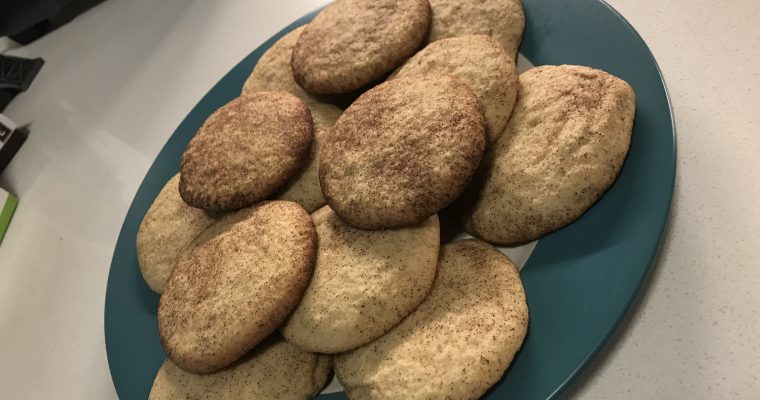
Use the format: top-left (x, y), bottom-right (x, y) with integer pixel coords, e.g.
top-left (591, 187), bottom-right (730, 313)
top-left (105, 0), bottom-right (675, 398)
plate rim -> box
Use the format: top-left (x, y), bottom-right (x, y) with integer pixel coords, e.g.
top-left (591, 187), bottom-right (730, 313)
top-left (544, 1), bottom-right (677, 397)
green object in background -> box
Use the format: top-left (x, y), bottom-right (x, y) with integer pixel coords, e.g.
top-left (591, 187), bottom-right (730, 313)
top-left (0, 189), bottom-right (18, 245)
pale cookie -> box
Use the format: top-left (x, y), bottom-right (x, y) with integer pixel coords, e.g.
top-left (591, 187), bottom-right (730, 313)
top-left (277, 102), bottom-right (342, 212)
top-left (464, 65), bottom-right (636, 245)
top-left (242, 26), bottom-right (313, 102)
top-left (281, 206), bottom-right (440, 353)
top-left (291, 0), bottom-right (431, 94)
top-left (149, 335), bottom-right (331, 400)
top-left (335, 239), bottom-right (529, 400)
top-left (179, 92), bottom-right (313, 213)
top-left (136, 174), bottom-right (213, 293)
top-left (428, 0), bottom-right (525, 57)
top-left (158, 201), bottom-right (316, 374)
top-left (391, 35), bottom-right (518, 144)
top-left (320, 74), bottom-right (485, 229)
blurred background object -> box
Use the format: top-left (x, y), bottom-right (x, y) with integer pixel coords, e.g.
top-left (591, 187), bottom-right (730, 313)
top-left (0, 113), bottom-right (25, 173)
top-left (0, 183), bottom-right (18, 245)
top-left (0, 0), bottom-right (107, 44)
top-left (0, 54), bottom-right (44, 111)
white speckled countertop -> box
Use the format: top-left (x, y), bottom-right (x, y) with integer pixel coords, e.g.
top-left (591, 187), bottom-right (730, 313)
top-left (0, 0), bottom-right (758, 398)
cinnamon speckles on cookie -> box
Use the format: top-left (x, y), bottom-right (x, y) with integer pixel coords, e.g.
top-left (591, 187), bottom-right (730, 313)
top-left (281, 206), bottom-right (440, 353)
top-left (179, 92), bottom-right (313, 213)
top-left (464, 65), bottom-right (636, 245)
top-left (291, 0), bottom-right (431, 94)
top-left (335, 239), bottom-right (529, 400)
top-left (319, 74), bottom-right (486, 230)
top-left (157, 201), bottom-right (316, 374)
top-left (277, 101), bottom-right (342, 212)
top-left (136, 174), bottom-right (213, 293)
top-left (242, 26), bottom-right (311, 101)
top-left (138, 4), bottom-right (642, 394)
top-left (391, 34), bottom-right (518, 145)
top-left (240, 29), bottom-right (345, 212)
top-left (428, 0), bottom-right (525, 57)
top-left (149, 335), bottom-right (331, 399)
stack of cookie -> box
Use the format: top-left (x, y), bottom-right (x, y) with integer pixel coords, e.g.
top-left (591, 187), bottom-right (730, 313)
top-left (136, 0), bottom-right (636, 399)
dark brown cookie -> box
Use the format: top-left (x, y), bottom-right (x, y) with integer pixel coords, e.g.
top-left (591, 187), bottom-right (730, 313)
top-left (291, 0), bottom-right (431, 95)
top-left (319, 74), bottom-right (486, 229)
top-left (179, 92), bottom-right (313, 213)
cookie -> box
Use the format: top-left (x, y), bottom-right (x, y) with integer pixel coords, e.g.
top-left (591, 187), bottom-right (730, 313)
top-left (319, 74), bottom-right (486, 229)
top-left (335, 239), bottom-right (529, 400)
top-left (277, 101), bottom-right (342, 212)
top-left (158, 201), bottom-right (316, 374)
top-left (428, 0), bottom-right (525, 57)
top-left (242, 26), bottom-right (311, 101)
top-left (281, 206), bottom-right (439, 353)
top-left (240, 30), bottom-right (343, 212)
top-left (291, 0), bottom-right (431, 94)
top-left (464, 65), bottom-right (636, 245)
top-left (149, 335), bottom-right (331, 399)
top-left (179, 93), bottom-right (313, 213)
top-left (136, 174), bottom-right (213, 293)
top-left (391, 35), bottom-right (518, 145)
